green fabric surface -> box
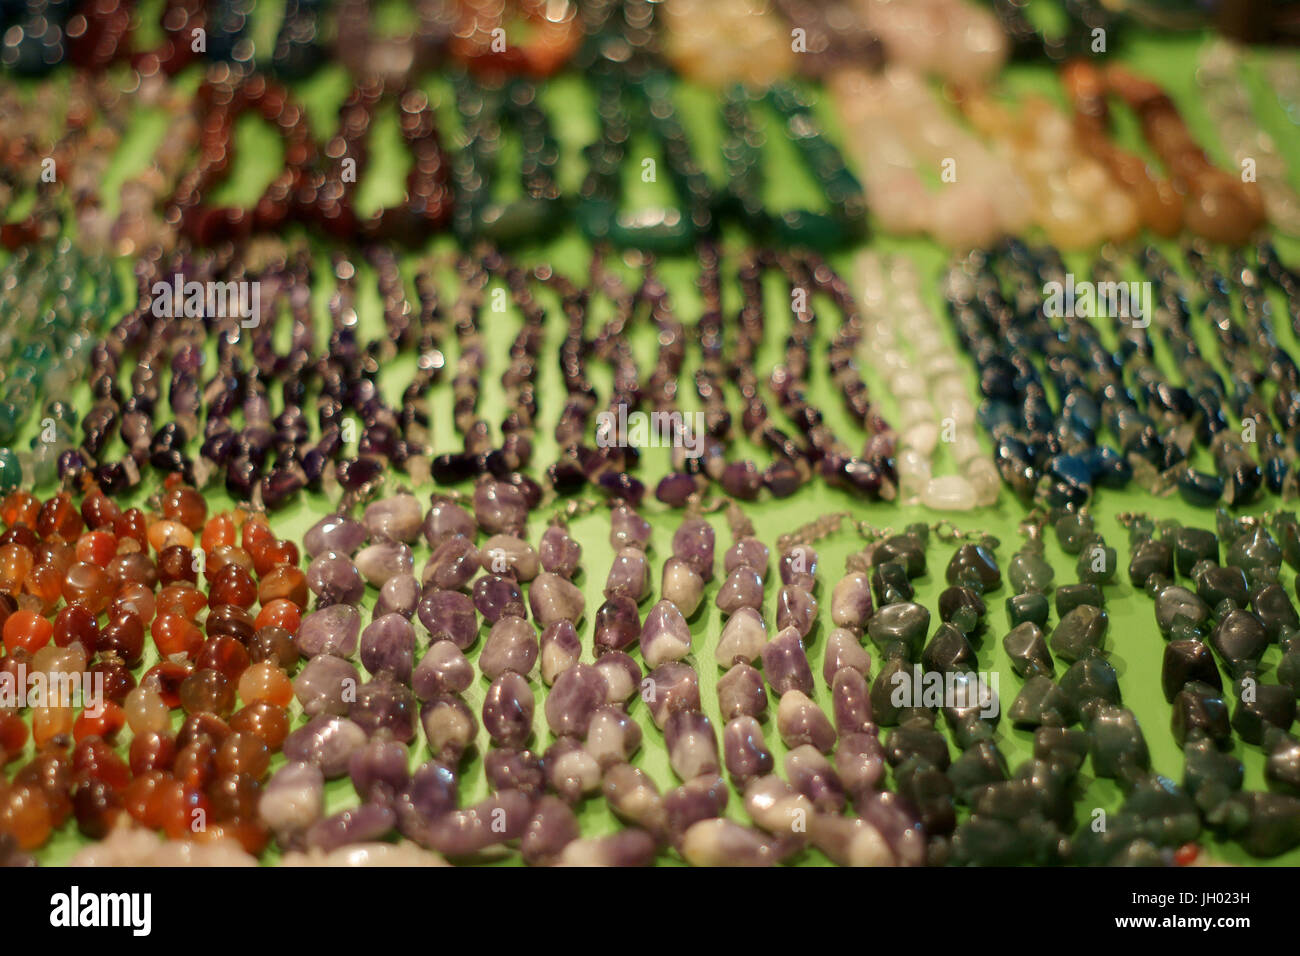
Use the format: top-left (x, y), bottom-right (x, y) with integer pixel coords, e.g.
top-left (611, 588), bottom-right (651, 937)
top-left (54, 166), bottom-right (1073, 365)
top-left (8, 11), bottom-right (1300, 864)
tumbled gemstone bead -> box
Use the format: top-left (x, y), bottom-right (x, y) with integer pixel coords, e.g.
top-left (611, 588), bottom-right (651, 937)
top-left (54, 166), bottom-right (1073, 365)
top-left (831, 572), bottom-right (873, 630)
top-left (724, 715), bottom-right (774, 786)
top-left (355, 540), bottom-right (414, 588)
top-left (786, 744), bottom-right (846, 812)
top-left (593, 652), bottom-right (641, 706)
top-left (585, 705), bottom-right (642, 768)
top-left (413, 640), bottom-right (474, 700)
top-left (594, 595), bottom-right (640, 654)
top-left (664, 711), bottom-right (720, 780)
top-left (715, 566), bottom-right (764, 615)
top-left (609, 503), bottom-right (652, 549)
top-left (295, 604), bottom-right (361, 659)
top-left (304, 514), bottom-right (366, 559)
top-left (715, 606), bottom-right (766, 666)
top-left (480, 615), bottom-right (539, 679)
top-left (777, 690), bottom-right (837, 753)
top-left (422, 534), bottom-right (480, 591)
top-left (306, 553), bottom-right (366, 607)
top-left (416, 589), bottom-right (478, 649)
top-left (259, 761), bottom-right (325, 835)
top-left (360, 613), bottom-right (416, 683)
top-left (348, 734), bottom-right (410, 804)
top-left (423, 496), bottom-right (476, 549)
top-left (762, 627), bottom-right (814, 696)
top-left (602, 763), bottom-right (664, 832)
top-left (284, 715), bottom-right (367, 778)
top-left (521, 795), bottom-right (581, 865)
top-left (605, 547), bottom-right (651, 602)
top-left (528, 572), bottom-right (585, 627)
top-left (823, 627), bottom-right (871, 685)
top-left (945, 544), bottom-right (1001, 592)
top-left (645, 661), bottom-right (701, 728)
top-left (483, 672), bottom-right (535, 747)
top-left (717, 662), bottom-right (768, 719)
top-left (867, 602), bottom-right (930, 660)
top-left (422, 790), bottom-right (532, 856)
top-left (472, 573), bottom-right (525, 624)
top-left (375, 573), bottom-right (421, 619)
top-left (539, 619), bottom-right (582, 685)
top-left (836, 731), bottom-right (887, 795)
top-left (832, 668), bottom-right (874, 734)
top-left (539, 524), bottom-right (582, 578)
top-left (543, 736), bottom-right (602, 803)
top-left (1003, 622), bottom-right (1053, 678)
top-left (394, 761), bottom-right (459, 838)
top-left (779, 546), bottom-right (818, 590)
top-left (672, 518), bottom-right (715, 582)
top-left (725, 537), bottom-right (770, 580)
top-left (544, 664), bottom-right (608, 737)
top-left (775, 585), bottom-right (817, 638)
top-left (294, 655), bottom-right (360, 717)
top-left (473, 479), bottom-right (529, 536)
top-left (349, 677), bottom-right (419, 742)
top-left (640, 599), bottom-right (692, 668)
top-left (420, 695), bottom-right (478, 764)
top-left (660, 557), bottom-right (704, 617)
top-left (484, 748), bottom-right (545, 798)
top-left (363, 493), bottom-right (423, 544)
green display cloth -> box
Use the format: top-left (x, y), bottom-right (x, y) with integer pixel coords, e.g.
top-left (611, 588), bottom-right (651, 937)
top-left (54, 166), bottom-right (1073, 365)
top-left (7, 8), bottom-right (1300, 864)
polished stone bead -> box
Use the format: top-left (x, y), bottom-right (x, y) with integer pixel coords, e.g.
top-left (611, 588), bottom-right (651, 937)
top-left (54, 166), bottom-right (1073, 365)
top-left (375, 573), bottom-right (421, 619)
top-left (355, 540), bottom-right (415, 588)
top-left (831, 572), bottom-right (873, 630)
top-left (874, 534), bottom-right (926, 577)
top-left (1058, 657), bottom-right (1121, 723)
top-left (1055, 583), bottom-right (1103, 615)
top-left (920, 622), bottom-right (975, 675)
top-left (473, 478), bottom-right (529, 536)
top-left (416, 590), bottom-right (478, 649)
top-left (483, 671), bottom-right (535, 747)
top-left (724, 537), bottom-right (770, 580)
top-left (871, 561), bottom-right (912, 605)
top-left (480, 615), bottom-right (538, 679)
top-left (349, 735), bottom-right (411, 804)
top-left (585, 705), bottom-right (642, 768)
top-left (539, 619), bottom-right (581, 686)
top-left (1196, 564), bottom-right (1250, 608)
top-left (472, 573), bottom-right (525, 624)
top-left (866, 602), bottom-right (930, 660)
top-left (479, 534), bottom-right (540, 581)
top-left (1228, 526), bottom-right (1282, 574)
top-left (1076, 543), bottom-right (1117, 585)
top-left (645, 661), bottom-right (701, 728)
top-left (662, 773), bottom-right (728, 844)
top-left (823, 627), bottom-right (871, 685)
top-left (937, 586), bottom-right (985, 635)
top-left (423, 496), bottom-right (476, 549)
top-left (640, 599), bottom-right (692, 668)
top-left (1008, 551), bottom-right (1054, 594)
top-left (785, 744), bottom-right (845, 811)
top-left (775, 585), bottom-right (817, 638)
top-left (608, 503), bottom-right (651, 550)
top-left (882, 717), bottom-right (950, 770)
top-left (1007, 675), bottom-right (1070, 729)
top-left (260, 760), bottom-right (326, 836)
top-left (945, 544), bottom-right (1000, 592)
top-left (539, 524), bottom-right (582, 579)
top-left (1053, 512), bottom-right (1094, 555)
top-left (394, 761), bottom-right (458, 838)
top-left (779, 546), bottom-right (818, 590)
top-left (360, 613), bottom-right (416, 682)
top-left (777, 690), bottom-right (836, 753)
top-left (1232, 683), bottom-right (1297, 744)
top-left (350, 676), bottom-right (419, 742)
top-left (295, 604), bottom-right (361, 659)
top-left (593, 652), bottom-right (641, 707)
top-left (723, 716), bottom-right (774, 786)
top-left (294, 655), bottom-right (360, 717)
top-left (483, 749), bottom-right (545, 798)
top-left (306, 552), bottom-right (366, 606)
top-left (1032, 726), bottom-right (1089, 775)
top-left (1172, 526), bottom-right (1218, 576)
top-left (1088, 704), bottom-right (1150, 780)
top-left (304, 514), bottom-right (366, 559)
top-left (672, 518), bottom-right (715, 581)
top-left (714, 606), bottom-right (766, 666)
top-left (715, 566), bottom-right (764, 615)
top-left (832, 668), bottom-right (873, 735)
top-left (761, 626), bottom-right (813, 696)
top-left (420, 695), bottom-right (478, 764)
top-left (422, 534), bottom-right (480, 591)
top-left (594, 595), bottom-right (640, 654)
top-left (660, 557), bottom-right (704, 617)
top-left (1154, 586), bottom-right (1211, 636)
top-left (1128, 538), bottom-right (1173, 588)
top-left (1254, 584), bottom-right (1298, 641)
top-left (412, 640), bottom-right (473, 699)
top-left (1003, 622), bottom-right (1052, 678)
top-left (528, 572), bottom-right (586, 627)
top-left (948, 739), bottom-right (1009, 803)
top-left (521, 795), bottom-right (581, 865)
top-left (1171, 684), bottom-right (1230, 747)
top-left (1182, 737), bottom-right (1243, 807)
top-left (422, 790), bottom-right (532, 856)
top-left (1006, 592), bottom-right (1049, 629)
top-left (665, 711), bottom-right (721, 780)
top-left (1211, 609), bottom-right (1270, 673)
top-left (605, 546), bottom-right (651, 602)
top-left (544, 663), bottom-right (607, 737)
top-left (363, 493), bottom-right (423, 544)
top-left (1049, 605), bottom-right (1108, 663)
top-left (717, 662), bottom-right (767, 720)
top-left (284, 715), bottom-right (367, 778)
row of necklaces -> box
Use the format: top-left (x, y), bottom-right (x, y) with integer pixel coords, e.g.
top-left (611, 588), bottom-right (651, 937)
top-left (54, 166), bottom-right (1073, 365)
top-left (8, 471), bottom-right (1300, 864)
